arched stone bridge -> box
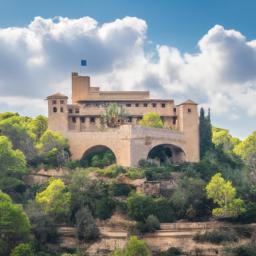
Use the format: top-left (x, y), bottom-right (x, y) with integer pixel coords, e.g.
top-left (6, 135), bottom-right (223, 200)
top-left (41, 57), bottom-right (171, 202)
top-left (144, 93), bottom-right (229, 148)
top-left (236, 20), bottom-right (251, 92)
top-left (63, 125), bottom-right (198, 167)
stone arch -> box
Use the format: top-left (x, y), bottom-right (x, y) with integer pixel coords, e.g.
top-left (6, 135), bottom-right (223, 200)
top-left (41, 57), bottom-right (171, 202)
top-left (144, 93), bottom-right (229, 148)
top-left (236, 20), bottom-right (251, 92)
top-left (80, 144), bottom-right (117, 167)
top-left (147, 143), bottom-right (186, 164)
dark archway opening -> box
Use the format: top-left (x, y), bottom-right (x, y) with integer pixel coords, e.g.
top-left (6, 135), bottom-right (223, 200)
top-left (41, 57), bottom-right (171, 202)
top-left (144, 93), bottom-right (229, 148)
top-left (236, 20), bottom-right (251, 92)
top-left (147, 144), bottom-right (185, 165)
top-left (80, 145), bottom-right (116, 168)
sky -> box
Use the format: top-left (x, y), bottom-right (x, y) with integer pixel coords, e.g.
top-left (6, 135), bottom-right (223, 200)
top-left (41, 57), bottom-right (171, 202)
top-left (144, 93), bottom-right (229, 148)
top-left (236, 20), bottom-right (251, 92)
top-left (0, 0), bottom-right (255, 138)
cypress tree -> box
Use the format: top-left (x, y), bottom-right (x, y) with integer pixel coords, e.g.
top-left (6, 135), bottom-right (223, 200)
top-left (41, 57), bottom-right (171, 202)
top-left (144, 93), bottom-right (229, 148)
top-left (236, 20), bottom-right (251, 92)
top-left (199, 107), bottom-right (213, 159)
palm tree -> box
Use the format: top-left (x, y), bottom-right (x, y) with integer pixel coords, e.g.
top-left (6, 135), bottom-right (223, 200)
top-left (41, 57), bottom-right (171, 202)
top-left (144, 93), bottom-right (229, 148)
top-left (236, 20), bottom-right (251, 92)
top-left (101, 103), bottom-right (128, 128)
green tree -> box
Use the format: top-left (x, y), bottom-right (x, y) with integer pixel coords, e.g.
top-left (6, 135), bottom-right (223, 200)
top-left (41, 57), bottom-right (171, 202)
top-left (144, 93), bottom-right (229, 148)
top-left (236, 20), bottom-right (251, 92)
top-left (170, 176), bottom-right (210, 220)
top-left (28, 115), bottom-right (48, 141)
top-left (199, 108), bottom-right (213, 159)
top-left (127, 192), bottom-right (155, 221)
top-left (101, 103), bottom-right (128, 128)
top-left (0, 191), bottom-right (31, 255)
top-left (144, 215), bottom-right (160, 232)
top-left (0, 115), bottom-right (37, 160)
top-left (206, 173), bottom-right (246, 217)
top-left (10, 243), bottom-right (34, 256)
top-left (112, 236), bottom-right (151, 256)
top-left (234, 131), bottom-right (256, 171)
top-left (75, 207), bottom-right (99, 242)
top-left (0, 136), bottom-right (27, 192)
top-left (212, 127), bottom-right (240, 153)
top-left (124, 236), bottom-right (151, 256)
top-left (139, 112), bottom-right (163, 128)
top-left (37, 130), bottom-right (69, 167)
top-left (68, 169), bottom-right (115, 220)
top-left (35, 179), bottom-right (71, 219)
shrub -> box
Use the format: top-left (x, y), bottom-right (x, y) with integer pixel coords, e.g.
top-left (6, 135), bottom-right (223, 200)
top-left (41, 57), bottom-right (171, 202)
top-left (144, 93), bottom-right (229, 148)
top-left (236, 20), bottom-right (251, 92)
top-left (127, 193), bottom-right (155, 221)
top-left (111, 236), bottom-right (152, 256)
top-left (145, 215), bottom-right (160, 232)
top-left (193, 229), bottom-right (238, 244)
top-left (138, 159), bottom-right (157, 168)
top-left (75, 207), bottom-right (99, 242)
top-left (228, 244), bottom-right (256, 256)
top-left (125, 167), bottom-right (145, 179)
top-left (112, 183), bottom-right (134, 196)
top-left (158, 247), bottom-right (183, 256)
top-left (95, 196), bottom-right (115, 219)
top-left (233, 226), bottom-right (254, 238)
top-left (10, 243), bottom-right (34, 256)
top-left (99, 165), bottom-right (126, 178)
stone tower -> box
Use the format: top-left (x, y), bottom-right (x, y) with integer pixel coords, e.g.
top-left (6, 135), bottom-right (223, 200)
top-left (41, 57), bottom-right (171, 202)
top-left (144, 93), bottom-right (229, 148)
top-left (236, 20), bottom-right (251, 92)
top-left (177, 100), bottom-right (200, 162)
top-left (47, 93), bottom-right (68, 132)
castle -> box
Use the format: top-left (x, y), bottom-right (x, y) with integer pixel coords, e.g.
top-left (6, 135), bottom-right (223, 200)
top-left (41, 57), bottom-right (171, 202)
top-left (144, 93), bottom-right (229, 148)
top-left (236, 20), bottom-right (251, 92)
top-left (47, 72), bottom-right (199, 167)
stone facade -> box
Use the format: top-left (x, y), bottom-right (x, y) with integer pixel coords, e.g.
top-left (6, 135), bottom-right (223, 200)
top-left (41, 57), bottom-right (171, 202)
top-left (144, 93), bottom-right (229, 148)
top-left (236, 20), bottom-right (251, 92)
top-left (47, 72), bottom-right (200, 167)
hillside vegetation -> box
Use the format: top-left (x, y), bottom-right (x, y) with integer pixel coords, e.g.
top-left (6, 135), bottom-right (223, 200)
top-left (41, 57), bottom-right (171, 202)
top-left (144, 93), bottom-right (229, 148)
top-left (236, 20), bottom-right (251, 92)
top-left (0, 110), bottom-right (256, 256)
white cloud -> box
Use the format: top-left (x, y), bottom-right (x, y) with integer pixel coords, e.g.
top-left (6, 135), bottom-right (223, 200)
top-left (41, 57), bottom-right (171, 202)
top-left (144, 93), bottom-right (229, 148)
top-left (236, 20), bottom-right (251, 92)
top-left (0, 17), bottom-right (255, 137)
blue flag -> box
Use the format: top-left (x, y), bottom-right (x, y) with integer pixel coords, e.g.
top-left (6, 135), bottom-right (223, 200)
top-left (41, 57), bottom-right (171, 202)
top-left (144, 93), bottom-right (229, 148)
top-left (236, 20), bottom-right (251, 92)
top-left (81, 59), bottom-right (87, 66)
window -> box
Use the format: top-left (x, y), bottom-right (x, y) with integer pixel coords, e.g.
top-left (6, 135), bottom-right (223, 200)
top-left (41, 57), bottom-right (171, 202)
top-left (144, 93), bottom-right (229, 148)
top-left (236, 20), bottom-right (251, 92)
top-left (135, 103), bottom-right (139, 107)
top-left (152, 103), bottom-right (157, 108)
top-left (188, 108), bottom-right (192, 113)
top-left (126, 103), bottom-right (132, 107)
top-left (53, 107), bottom-right (57, 113)
top-left (173, 107), bottom-right (176, 113)
top-left (52, 100), bottom-right (57, 105)
top-left (173, 117), bottom-right (177, 125)
top-left (161, 103), bottom-right (166, 108)
top-left (60, 107), bottom-right (64, 113)
top-left (69, 108), bottom-right (72, 114)
top-left (143, 103), bottom-right (148, 107)
top-left (90, 117), bottom-right (95, 123)
top-left (75, 108), bottom-right (79, 114)
top-left (72, 117), bottom-right (76, 123)
top-left (128, 117), bottom-right (132, 122)
top-left (80, 117), bottom-right (85, 123)
top-left (60, 100), bottom-right (64, 104)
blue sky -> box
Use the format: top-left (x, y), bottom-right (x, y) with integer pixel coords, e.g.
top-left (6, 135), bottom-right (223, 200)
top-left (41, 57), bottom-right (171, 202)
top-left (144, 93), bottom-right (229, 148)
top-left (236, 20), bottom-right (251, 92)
top-left (1, 0), bottom-right (256, 51)
top-left (0, 0), bottom-right (255, 138)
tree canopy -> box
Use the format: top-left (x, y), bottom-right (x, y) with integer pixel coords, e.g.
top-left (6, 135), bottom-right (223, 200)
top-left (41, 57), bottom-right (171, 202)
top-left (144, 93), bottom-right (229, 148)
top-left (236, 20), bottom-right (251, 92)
top-left (101, 103), bottom-right (128, 128)
top-left (206, 173), bottom-right (245, 217)
top-left (0, 136), bottom-right (27, 192)
top-left (199, 108), bottom-right (213, 159)
top-left (0, 191), bottom-right (31, 255)
top-left (35, 179), bottom-right (71, 219)
top-left (111, 236), bottom-right (151, 256)
top-left (139, 112), bottom-right (164, 128)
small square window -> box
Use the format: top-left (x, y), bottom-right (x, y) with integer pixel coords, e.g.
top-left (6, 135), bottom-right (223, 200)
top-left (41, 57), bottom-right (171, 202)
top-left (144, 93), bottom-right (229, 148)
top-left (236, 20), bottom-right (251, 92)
top-left (188, 108), bottom-right (192, 113)
top-left (143, 103), bottom-right (148, 107)
top-left (152, 103), bottom-right (157, 108)
top-left (60, 107), bottom-right (64, 113)
top-left (60, 100), bottom-right (64, 104)
top-left (75, 108), bottom-right (79, 114)
top-left (80, 117), bottom-right (85, 123)
top-left (135, 103), bottom-right (139, 107)
top-left (161, 103), bottom-right (166, 108)
top-left (53, 107), bottom-right (57, 113)
top-left (126, 103), bottom-right (132, 107)
top-left (72, 117), bottom-right (76, 123)
top-left (90, 117), bottom-right (95, 123)
top-left (52, 100), bottom-right (57, 105)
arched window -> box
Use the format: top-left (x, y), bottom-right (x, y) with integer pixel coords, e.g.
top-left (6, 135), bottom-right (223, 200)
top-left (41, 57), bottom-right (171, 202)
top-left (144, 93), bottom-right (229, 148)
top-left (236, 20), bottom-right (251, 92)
top-left (53, 107), bottom-right (57, 113)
